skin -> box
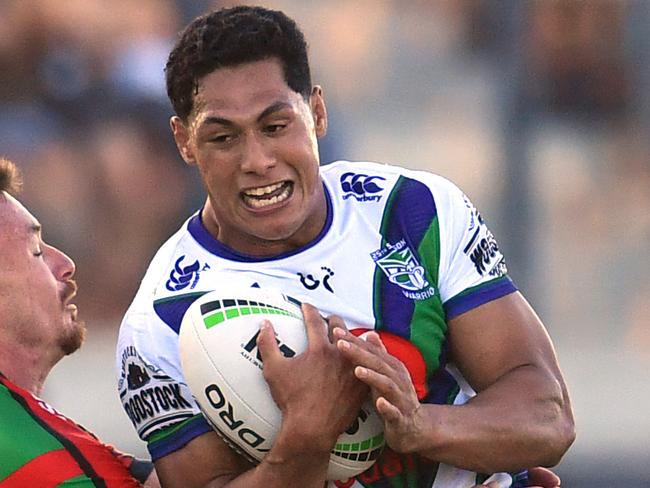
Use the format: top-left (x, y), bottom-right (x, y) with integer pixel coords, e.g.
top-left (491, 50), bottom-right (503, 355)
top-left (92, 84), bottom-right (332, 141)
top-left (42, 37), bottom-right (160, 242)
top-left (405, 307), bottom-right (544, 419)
top-left (171, 59), bottom-right (328, 257)
top-left (334, 292), bottom-right (575, 475)
top-left (158, 58), bottom-right (572, 487)
top-left (0, 191), bottom-right (160, 488)
top-left (0, 192), bottom-right (82, 395)
top-left (157, 59), bottom-right (368, 487)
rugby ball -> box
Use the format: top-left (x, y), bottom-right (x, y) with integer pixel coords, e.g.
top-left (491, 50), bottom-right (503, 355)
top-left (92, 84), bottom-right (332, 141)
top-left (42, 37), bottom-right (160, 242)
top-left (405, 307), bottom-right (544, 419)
top-left (179, 287), bottom-right (385, 481)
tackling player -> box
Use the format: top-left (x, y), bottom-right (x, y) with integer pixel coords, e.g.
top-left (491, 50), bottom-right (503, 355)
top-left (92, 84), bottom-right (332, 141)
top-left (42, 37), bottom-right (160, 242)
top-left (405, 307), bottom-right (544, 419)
top-left (0, 158), bottom-right (160, 487)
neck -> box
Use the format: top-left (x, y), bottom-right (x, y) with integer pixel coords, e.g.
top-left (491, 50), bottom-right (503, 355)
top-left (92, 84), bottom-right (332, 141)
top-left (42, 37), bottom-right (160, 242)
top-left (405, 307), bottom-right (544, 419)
top-left (0, 342), bottom-right (57, 396)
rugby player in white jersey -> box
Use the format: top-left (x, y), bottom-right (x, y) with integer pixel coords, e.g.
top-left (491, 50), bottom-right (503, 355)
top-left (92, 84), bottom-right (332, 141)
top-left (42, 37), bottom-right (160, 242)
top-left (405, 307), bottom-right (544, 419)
top-left (115, 6), bottom-right (574, 488)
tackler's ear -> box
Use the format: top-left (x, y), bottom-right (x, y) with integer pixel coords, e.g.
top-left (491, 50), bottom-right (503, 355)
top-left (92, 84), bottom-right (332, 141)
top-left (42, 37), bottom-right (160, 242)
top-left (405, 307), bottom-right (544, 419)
top-left (170, 116), bottom-right (197, 166)
top-left (310, 86), bottom-right (328, 138)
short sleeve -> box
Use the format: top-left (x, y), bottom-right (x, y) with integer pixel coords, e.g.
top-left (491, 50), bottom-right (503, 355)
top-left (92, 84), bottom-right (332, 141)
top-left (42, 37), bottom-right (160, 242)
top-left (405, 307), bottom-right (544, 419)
top-left (434, 179), bottom-right (517, 320)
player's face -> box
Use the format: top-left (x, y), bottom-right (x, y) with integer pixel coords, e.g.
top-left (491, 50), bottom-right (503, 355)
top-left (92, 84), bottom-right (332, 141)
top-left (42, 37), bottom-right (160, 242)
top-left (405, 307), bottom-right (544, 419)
top-left (0, 193), bottom-right (83, 358)
top-left (171, 58), bottom-right (328, 256)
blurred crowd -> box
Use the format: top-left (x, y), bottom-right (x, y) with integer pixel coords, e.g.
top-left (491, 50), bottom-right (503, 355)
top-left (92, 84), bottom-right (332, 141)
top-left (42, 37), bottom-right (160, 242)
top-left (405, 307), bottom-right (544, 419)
top-left (1, 0), bottom-right (649, 358)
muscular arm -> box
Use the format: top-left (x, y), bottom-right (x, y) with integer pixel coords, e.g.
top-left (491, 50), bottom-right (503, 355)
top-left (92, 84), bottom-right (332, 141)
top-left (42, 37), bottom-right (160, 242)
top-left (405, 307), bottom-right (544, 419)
top-left (336, 292), bottom-right (575, 474)
top-left (153, 429), bottom-right (329, 488)
top-left (414, 292), bottom-right (575, 472)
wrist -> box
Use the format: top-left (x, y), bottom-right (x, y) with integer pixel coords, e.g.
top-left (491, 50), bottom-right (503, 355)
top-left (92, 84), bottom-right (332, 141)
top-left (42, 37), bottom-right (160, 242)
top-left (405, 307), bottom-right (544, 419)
top-left (392, 404), bottom-right (445, 455)
top-left (266, 417), bottom-right (335, 465)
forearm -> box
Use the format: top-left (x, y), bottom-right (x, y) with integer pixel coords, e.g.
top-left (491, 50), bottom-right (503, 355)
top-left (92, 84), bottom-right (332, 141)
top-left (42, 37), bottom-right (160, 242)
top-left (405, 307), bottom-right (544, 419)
top-left (225, 426), bottom-right (330, 487)
top-left (406, 364), bottom-right (575, 473)
top-left (155, 428), bottom-right (331, 488)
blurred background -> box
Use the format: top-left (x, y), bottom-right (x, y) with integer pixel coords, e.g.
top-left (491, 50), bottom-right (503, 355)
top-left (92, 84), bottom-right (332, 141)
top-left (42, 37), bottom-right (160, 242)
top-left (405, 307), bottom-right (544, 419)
top-left (2, 0), bottom-right (649, 486)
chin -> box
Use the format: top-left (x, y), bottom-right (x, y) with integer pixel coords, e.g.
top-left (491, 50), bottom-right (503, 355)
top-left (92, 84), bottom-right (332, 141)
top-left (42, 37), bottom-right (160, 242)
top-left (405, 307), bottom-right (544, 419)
top-left (61, 320), bottom-right (86, 356)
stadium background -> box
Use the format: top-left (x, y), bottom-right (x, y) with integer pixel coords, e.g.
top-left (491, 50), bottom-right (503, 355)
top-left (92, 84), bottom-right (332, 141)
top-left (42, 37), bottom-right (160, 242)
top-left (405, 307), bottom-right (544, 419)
top-left (2, 1), bottom-right (649, 486)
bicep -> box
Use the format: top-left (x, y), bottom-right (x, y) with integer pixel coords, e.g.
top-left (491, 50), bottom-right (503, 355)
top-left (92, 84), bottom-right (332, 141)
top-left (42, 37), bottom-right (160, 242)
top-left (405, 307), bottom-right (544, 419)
top-left (448, 291), bottom-right (564, 392)
top-left (154, 431), bottom-right (253, 488)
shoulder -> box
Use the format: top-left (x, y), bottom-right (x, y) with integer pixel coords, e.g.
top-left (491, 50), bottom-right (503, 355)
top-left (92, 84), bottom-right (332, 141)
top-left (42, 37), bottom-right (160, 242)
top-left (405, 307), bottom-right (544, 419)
top-left (321, 160), bottom-right (464, 202)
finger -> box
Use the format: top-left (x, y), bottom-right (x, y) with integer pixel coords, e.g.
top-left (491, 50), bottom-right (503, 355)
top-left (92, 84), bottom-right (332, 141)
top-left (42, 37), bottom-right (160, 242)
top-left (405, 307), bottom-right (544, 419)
top-left (354, 365), bottom-right (396, 399)
top-left (527, 466), bottom-right (561, 487)
top-left (363, 331), bottom-right (388, 353)
top-left (374, 396), bottom-right (402, 422)
top-left (335, 328), bottom-right (388, 358)
top-left (326, 314), bottom-right (347, 343)
top-left (337, 335), bottom-right (396, 374)
top-left (301, 303), bottom-right (328, 347)
top-left (256, 320), bottom-right (282, 369)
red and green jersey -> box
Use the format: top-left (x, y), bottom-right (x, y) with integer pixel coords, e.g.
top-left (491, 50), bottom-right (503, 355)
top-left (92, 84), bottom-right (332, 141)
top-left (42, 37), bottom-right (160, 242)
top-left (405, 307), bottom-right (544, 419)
top-left (0, 373), bottom-right (144, 487)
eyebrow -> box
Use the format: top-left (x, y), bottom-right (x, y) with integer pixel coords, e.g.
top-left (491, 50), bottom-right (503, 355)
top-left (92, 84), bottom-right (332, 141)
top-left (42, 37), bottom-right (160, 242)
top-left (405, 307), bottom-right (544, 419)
top-left (200, 101), bottom-right (293, 128)
top-left (29, 223), bottom-right (42, 235)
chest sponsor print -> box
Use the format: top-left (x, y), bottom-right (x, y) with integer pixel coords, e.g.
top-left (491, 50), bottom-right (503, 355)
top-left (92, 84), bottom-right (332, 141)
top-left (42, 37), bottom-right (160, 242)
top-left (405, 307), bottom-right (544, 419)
top-left (118, 346), bottom-right (196, 439)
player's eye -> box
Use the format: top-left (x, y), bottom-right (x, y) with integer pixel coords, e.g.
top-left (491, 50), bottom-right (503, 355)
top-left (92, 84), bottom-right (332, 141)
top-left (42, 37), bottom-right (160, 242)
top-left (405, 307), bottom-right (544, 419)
top-left (265, 124), bottom-right (287, 134)
top-left (210, 134), bottom-right (234, 144)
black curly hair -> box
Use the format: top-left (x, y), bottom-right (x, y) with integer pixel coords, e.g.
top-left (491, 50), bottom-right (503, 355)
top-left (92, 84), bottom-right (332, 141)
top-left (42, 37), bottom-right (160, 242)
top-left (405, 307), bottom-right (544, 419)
top-left (165, 6), bottom-right (312, 120)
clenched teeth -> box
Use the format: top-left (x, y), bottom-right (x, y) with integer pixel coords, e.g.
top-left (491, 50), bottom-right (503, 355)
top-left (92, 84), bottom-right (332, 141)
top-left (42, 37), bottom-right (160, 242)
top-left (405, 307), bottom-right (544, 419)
top-left (242, 181), bottom-right (292, 209)
top-left (243, 181), bottom-right (285, 197)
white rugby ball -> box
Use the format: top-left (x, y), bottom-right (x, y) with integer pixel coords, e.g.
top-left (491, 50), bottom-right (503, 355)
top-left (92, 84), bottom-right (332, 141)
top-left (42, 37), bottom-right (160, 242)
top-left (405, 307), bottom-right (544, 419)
top-left (179, 287), bottom-right (385, 481)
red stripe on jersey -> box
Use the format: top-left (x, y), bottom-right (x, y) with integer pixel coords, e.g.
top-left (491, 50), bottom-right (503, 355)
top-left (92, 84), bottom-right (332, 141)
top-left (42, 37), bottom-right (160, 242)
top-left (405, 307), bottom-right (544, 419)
top-left (0, 449), bottom-right (82, 487)
top-left (350, 329), bottom-right (428, 400)
top-left (1, 374), bottom-right (142, 487)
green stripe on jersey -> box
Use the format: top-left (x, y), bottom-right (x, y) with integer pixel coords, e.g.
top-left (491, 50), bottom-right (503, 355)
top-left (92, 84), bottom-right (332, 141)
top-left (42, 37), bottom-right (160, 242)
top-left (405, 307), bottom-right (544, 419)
top-left (0, 385), bottom-right (64, 480)
top-left (410, 217), bottom-right (447, 375)
top-left (56, 474), bottom-right (93, 486)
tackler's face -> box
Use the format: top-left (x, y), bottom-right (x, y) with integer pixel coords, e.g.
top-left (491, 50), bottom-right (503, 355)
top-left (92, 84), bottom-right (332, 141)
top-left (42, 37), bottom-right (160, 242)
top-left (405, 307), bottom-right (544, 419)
top-left (171, 58), bottom-right (329, 256)
top-left (0, 193), bottom-right (83, 357)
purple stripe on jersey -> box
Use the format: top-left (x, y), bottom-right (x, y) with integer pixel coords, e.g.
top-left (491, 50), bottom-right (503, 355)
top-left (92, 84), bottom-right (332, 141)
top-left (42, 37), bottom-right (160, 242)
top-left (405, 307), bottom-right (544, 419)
top-left (423, 342), bottom-right (460, 406)
top-left (425, 366), bottom-right (459, 405)
top-left (443, 277), bottom-right (517, 321)
top-left (187, 183), bottom-right (333, 262)
top-left (153, 292), bottom-right (208, 334)
top-left (378, 177), bottom-right (437, 336)
top-left (147, 415), bottom-right (212, 461)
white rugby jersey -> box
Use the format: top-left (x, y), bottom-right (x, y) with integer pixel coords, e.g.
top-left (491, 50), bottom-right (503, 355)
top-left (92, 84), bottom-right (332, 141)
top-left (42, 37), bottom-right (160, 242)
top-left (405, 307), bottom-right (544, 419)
top-left (116, 160), bottom-right (526, 488)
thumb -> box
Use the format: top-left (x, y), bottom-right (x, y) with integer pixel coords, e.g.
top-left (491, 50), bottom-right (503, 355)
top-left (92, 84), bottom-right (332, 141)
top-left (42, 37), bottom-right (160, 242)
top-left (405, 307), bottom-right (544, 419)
top-left (256, 320), bottom-right (282, 372)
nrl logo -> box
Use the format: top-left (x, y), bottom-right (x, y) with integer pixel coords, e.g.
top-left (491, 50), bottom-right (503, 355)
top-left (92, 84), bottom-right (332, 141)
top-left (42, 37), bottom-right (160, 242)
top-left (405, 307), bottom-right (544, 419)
top-left (371, 239), bottom-right (435, 300)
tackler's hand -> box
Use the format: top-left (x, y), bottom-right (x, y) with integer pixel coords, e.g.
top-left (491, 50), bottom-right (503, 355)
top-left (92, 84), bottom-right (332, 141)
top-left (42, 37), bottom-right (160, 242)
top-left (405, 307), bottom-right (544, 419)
top-left (471, 467), bottom-right (561, 488)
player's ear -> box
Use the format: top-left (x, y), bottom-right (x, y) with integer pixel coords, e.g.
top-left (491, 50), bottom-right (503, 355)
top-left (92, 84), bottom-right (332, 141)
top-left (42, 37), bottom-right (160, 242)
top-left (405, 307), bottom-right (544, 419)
top-left (170, 116), bottom-right (197, 166)
top-left (310, 86), bottom-right (328, 138)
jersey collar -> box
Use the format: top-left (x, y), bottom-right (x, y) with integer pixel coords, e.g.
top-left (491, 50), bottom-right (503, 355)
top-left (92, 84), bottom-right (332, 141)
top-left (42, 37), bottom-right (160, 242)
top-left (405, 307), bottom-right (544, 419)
top-left (187, 182), bottom-right (333, 262)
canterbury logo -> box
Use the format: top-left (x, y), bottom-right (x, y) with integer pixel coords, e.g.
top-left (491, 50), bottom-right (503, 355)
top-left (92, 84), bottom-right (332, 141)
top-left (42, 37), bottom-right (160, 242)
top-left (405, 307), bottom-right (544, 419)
top-left (340, 172), bottom-right (385, 202)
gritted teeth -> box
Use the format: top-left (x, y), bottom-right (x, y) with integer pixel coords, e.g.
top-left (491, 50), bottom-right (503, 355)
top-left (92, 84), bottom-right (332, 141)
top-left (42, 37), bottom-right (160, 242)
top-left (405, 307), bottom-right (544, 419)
top-left (243, 181), bottom-right (286, 197)
top-left (242, 181), bottom-right (293, 209)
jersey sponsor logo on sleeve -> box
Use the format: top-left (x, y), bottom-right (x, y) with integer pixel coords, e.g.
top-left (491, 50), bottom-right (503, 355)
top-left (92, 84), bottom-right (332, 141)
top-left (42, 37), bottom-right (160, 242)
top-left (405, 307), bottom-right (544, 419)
top-left (463, 226), bottom-right (508, 278)
top-left (118, 346), bottom-right (197, 440)
top-left (165, 255), bottom-right (210, 292)
top-left (340, 173), bottom-right (386, 202)
top-left (371, 239), bottom-right (435, 300)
